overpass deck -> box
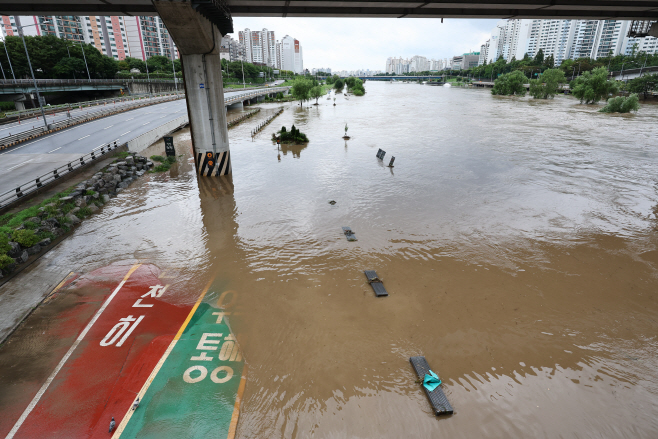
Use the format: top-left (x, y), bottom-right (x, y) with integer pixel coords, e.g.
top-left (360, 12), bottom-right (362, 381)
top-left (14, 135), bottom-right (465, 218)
top-left (2, 0), bottom-right (658, 19)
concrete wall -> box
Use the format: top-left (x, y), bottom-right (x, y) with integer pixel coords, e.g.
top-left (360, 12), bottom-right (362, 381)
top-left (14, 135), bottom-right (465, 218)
top-left (127, 81), bottom-right (181, 95)
top-left (127, 115), bottom-right (189, 152)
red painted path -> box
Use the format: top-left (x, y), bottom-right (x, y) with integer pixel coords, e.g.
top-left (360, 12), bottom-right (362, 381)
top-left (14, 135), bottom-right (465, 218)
top-left (2, 264), bottom-right (195, 439)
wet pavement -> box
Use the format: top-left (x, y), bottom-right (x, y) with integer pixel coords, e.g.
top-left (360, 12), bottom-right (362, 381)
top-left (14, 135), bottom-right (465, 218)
top-left (1, 83), bottom-right (658, 438)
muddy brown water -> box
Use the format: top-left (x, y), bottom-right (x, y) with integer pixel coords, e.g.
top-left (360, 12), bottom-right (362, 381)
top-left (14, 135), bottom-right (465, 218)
top-left (3, 82), bottom-right (658, 437)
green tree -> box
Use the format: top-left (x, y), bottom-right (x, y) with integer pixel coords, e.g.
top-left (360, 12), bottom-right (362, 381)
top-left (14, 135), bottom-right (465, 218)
top-left (570, 67), bottom-right (619, 104)
top-left (345, 76), bottom-right (356, 89)
top-left (334, 78), bottom-right (345, 91)
top-left (600, 94), bottom-right (640, 113)
top-left (534, 48), bottom-right (545, 65)
top-left (117, 60), bottom-right (130, 71)
top-left (351, 78), bottom-right (365, 96)
top-left (124, 56), bottom-right (146, 73)
top-left (544, 54), bottom-right (555, 68)
top-left (492, 70), bottom-right (527, 96)
top-left (291, 77), bottom-right (313, 106)
top-left (310, 85), bottom-right (323, 104)
top-left (628, 74), bottom-right (658, 99)
top-left (529, 68), bottom-right (566, 99)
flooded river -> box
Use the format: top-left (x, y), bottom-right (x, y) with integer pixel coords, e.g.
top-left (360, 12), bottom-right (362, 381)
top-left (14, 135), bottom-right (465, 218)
top-left (4, 82), bottom-right (658, 438)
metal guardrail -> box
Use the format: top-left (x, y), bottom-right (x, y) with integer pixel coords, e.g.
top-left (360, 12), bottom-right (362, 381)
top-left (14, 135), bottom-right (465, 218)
top-left (0, 141), bottom-right (123, 209)
top-left (3, 92), bottom-right (184, 119)
top-left (0, 94), bottom-right (185, 148)
top-left (224, 86), bottom-right (290, 106)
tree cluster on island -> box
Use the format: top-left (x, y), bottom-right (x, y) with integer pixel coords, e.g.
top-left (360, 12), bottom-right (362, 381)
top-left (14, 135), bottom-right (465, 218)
top-left (273, 125), bottom-right (309, 144)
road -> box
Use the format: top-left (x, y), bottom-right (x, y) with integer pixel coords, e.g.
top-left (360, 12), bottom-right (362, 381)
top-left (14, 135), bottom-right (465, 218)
top-left (0, 88), bottom-right (269, 197)
top-left (0, 95), bottom-right (178, 141)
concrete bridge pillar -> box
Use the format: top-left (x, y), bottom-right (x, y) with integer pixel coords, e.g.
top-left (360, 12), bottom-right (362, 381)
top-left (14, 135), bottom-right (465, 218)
top-left (153, 1), bottom-right (231, 176)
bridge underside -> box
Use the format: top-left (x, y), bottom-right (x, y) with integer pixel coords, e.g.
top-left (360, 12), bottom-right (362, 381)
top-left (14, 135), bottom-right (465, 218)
top-left (2, 0), bottom-right (658, 20)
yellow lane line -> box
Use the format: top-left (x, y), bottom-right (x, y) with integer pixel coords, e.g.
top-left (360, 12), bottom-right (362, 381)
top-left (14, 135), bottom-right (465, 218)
top-left (113, 277), bottom-right (214, 438)
top-left (227, 363), bottom-right (249, 439)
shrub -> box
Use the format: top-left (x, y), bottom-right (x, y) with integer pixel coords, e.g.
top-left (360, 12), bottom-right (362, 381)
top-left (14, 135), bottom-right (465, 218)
top-left (0, 233), bottom-right (10, 254)
top-left (60, 203), bottom-right (75, 214)
top-left (116, 151), bottom-right (132, 159)
top-left (0, 254), bottom-right (15, 270)
top-left (75, 207), bottom-right (92, 219)
top-left (12, 229), bottom-right (40, 248)
top-left (492, 71), bottom-right (527, 96)
top-left (22, 221), bottom-right (38, 230)
top-left (150, 156), bottom-right (176, 172)
top-left (0, 226), bottom-right (12, 236)
top-left (529, 69), bottom-right (566, 99)
top-left (600, 94), bottom-right (640, 113)
top-left (38, 231), bottom-right (56, 241)
top-left (570, 67), bottom-right (619, 104)
top-left (275, 125), bottom-right (309, 143)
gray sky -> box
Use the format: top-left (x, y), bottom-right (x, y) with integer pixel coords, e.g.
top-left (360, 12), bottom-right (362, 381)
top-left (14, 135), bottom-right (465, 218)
top-left (231, 17), bottom-right (499, 71)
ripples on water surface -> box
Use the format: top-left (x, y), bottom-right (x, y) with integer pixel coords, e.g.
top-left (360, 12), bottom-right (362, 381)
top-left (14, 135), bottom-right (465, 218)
top-left (48, 82), bottom-right (658, 437)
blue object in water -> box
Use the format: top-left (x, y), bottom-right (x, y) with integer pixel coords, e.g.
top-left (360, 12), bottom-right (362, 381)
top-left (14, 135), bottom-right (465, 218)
top-left (423, 370), bottom-right (442, 392)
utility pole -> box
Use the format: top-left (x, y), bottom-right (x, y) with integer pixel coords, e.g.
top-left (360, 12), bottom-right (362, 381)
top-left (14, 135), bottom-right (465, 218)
top-left (79, 41), bottom-right (91, 80)
top-left (66, 44), bottom-right (76, 79)
top-left (3, 38), bottom-right (16, 83)
top-left (17, 23), bottom-right (49, 129)
top-left (240, 58), bottom-right (245, 89)
top-left (171, 53), bottom-right (177, 91)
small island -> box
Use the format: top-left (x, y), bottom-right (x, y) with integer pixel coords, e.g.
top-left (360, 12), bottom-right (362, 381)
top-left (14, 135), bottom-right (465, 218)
top-left (272, 125), bottom-right (309, 144)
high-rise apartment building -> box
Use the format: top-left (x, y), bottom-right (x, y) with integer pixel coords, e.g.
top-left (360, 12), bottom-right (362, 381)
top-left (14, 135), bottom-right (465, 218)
top-left (279, 35), bottom-right (303, 73)
top-left (220, 35), bottom-right (246, 62)
top-left (237, 28), bottom-right (302, 72)
top-left (479, 18), bottom-right (657, 67)
top-left (0, 15), bottom-right (177, 61)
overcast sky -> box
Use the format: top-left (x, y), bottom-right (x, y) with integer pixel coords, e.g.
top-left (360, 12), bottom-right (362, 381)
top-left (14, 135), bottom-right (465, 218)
top-left (232, 17), bottom-right (500, 71)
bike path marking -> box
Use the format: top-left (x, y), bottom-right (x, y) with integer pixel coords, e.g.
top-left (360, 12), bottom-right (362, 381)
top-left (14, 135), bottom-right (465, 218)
top-left (5, 264), bottom-right (141, 439)
top-left (115, 283), bottom-right (246, 438)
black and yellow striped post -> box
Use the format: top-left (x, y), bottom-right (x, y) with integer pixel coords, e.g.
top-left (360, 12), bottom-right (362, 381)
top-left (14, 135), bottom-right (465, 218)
top-left (196, 151), bottom-right (231, 176)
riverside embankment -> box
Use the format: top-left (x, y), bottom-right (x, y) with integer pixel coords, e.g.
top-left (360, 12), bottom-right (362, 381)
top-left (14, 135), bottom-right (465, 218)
top-left (1, 85), bottom-right (657, 438)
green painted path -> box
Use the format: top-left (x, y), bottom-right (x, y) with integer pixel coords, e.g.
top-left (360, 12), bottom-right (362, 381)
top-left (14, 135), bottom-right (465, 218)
top-left (119, 302), bottom-right (245, 438)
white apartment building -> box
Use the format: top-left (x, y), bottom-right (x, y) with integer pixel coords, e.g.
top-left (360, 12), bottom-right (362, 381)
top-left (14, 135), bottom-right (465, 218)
top-left (238, 28), bottom-right (303, 71)
top-left (279, 35), bottom-right (303, 73)
top-left (480, 18), bottom-right (657, 67)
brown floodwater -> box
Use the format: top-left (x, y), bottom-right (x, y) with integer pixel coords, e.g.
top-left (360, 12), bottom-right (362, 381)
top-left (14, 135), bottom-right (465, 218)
top-left (9, 82), bottom-right (658, 437)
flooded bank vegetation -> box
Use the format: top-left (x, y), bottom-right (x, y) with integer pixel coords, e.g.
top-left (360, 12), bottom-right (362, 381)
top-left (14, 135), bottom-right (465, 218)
top-left (273, 125), bottom-right (309, 144)
top-left (491, 71), bottom-right (527, 96)
top-left (529, 69), bottom-right (567, 99)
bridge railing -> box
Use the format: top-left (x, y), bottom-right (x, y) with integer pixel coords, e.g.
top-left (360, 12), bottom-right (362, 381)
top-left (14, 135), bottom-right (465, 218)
top-left (224, 86), bottom-right (291, 105)
top-left (0, 141), bottom-right (124, 210)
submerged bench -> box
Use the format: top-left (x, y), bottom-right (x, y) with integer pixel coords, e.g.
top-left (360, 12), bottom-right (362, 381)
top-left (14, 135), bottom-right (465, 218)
top-left (409, 356), bottom-right (453, 416)
top-left (364, 270), bottom-right (388, 297)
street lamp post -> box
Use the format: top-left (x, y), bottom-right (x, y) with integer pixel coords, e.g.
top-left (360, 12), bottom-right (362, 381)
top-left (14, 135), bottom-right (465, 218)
top-left (17, 22), bottom-right (49, 130)
top-left (240, 58), bottom-right (246, 89)
top-left (78, 40), bottom-right (91, 80)
top-left (171, 55), bottom-right (177, 91)
top-left (3, 38), bottom-right (16, 83)
top-left (66, 44), bottom-right (76, 79)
